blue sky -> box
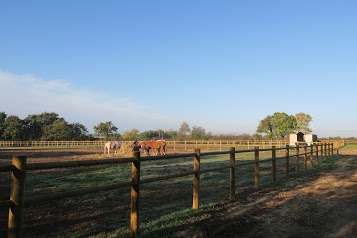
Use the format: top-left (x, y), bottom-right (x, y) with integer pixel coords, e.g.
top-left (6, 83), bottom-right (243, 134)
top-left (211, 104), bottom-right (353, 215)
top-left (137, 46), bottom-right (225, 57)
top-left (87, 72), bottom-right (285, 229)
top-left (1, 1), bottom-right (356, 137)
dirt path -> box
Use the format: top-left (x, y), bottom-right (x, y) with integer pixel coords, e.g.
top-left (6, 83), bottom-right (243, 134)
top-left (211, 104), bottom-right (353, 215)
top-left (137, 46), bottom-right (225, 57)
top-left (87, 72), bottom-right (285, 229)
top-left (176, 151), bottom-right (357, 238)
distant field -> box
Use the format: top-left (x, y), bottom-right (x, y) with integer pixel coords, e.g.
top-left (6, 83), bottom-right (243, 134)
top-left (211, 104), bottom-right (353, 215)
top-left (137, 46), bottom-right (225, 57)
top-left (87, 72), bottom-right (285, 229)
top-left (341, 144), bottom-right (357, 149)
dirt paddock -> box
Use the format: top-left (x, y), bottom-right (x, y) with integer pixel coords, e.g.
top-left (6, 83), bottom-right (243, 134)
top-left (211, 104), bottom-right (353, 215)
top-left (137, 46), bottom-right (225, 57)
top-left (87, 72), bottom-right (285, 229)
top-left (1, 148), bottom-right (356, 237)
top-left (180, 150), bottom-right (357, 238)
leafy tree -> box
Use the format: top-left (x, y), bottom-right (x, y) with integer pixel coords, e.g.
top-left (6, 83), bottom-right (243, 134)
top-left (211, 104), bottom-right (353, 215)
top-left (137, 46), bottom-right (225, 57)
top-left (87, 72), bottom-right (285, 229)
top-left (237, 133), bottom-right (253, 140)
top-left (252, 133), bottom-right (262, 140)
top-left (42, 118), bottom-right (72, 140)
top-left (0, 112), bottom-right (7, 139)
top-left (205, 131), bottom-right (213, 139)
top-left (295, 112), bottom-right (312, 132)
top-left (3, 115), bottom-right (24, 140)
top-left (271, 112), bottom-right (297, 139)
top-left (23, 112), bottom-right (61, 140)
top-left (177, 122), bottom-right (191, 139)
top-left (138, 130), bottom-right (156, 140)
top-left (164, 129), bottom-right (177, 140)
top-left (256, 112), bottom-right (298, 139)
top-left (69, 123), bottom-right (88, 140)
top-left (93, 121), bottom-right (118, 139)
top-left (256, 115), bottom-right (273, 138)
top-left (190, 126), bottom-right (206, 139)
top-left (122, 128), bottom-right (139, 140)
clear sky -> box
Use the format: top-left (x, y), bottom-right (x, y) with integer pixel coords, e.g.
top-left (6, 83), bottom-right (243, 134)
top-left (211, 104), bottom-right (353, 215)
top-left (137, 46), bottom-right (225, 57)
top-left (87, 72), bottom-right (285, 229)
top-left (1, 1), bottom-right (356, 138)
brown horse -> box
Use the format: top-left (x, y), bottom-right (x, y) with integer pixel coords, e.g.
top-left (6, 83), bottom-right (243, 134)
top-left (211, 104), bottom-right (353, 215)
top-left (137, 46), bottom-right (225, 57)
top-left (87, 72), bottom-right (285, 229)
top-left (156, 140), bottom-right (167, 155)
top-left (140, 140), bottom-right (166, 155)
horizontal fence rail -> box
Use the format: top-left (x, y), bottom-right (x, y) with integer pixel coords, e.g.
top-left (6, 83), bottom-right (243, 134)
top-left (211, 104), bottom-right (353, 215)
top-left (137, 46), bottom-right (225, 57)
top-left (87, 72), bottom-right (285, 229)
top-left (0, 139), bottom-right (344, 151)
top-left (1, 143), bottom-right (334, 237)
top-left (0, 139), bottom-right (291, 149)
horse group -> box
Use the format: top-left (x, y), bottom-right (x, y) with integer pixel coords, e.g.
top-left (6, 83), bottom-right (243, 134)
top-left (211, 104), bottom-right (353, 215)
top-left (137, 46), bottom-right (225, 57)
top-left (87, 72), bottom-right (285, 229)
top-left (103, 140), bottom-right (167, 156)
top-left (137, 140), bottom-right (167, 156)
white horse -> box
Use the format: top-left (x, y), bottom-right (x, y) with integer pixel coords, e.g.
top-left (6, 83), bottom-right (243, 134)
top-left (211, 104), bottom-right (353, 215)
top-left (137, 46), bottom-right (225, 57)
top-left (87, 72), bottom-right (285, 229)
top-left (104, 141), bottom-right (121, 154)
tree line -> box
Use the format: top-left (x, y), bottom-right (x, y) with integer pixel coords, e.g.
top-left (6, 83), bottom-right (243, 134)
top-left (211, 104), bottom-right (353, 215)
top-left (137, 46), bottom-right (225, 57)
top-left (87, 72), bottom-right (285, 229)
top-left (1, 111), bottom-right (346, 141)
top-left (0, 112), bottom-right (88, 141)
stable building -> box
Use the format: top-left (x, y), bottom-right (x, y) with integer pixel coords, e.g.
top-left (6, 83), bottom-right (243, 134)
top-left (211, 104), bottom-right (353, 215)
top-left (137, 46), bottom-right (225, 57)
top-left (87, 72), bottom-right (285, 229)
top-left (289, 131), bottom-right (317, 145)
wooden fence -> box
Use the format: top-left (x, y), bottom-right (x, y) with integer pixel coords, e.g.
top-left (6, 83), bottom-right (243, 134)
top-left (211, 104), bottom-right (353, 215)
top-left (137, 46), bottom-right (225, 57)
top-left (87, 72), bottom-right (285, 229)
top-left (0, 143), bottom-right (334, 237)
top-left (0, 139), bottom-right (339, 150)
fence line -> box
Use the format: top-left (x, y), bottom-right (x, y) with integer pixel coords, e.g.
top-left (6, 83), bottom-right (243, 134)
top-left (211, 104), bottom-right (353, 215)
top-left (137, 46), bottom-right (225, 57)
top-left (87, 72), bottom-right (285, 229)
top-left (1, 143), bottom-right (334, 237)
top-left (0, 139), bottom-right (344, 151)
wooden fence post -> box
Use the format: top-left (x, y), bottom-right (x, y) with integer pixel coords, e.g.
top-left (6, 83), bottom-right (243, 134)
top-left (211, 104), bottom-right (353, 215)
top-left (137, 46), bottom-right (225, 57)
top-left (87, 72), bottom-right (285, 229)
top-left (272, 146), bottom-right (276, 182)
top-left (310, 144), bottom-right (314, 166)
top-left (130, 151), bottom-right (141, 236)
top-left (315, 144), bottom-right (319, 164)
top-left (331, 143), bottom-right (334, 157)
top-left (324, 143), bottom-right (327, 160)
top-left (304, 145), bottom-right (307, 170)
top-left (193, 149), bottom-right (201, 210)
top-left (295, 143), bottom-right (300, 173)
top-left (323, 143), bottom-right (326, 159)
top-left (8, 156), bottom-right (27, 238)
top-left (230, 147), bottom-right (235, 199)
top-left (254, 146), bottom-right (259, 190)
top-left (285, 145), bottom-right (290, 176)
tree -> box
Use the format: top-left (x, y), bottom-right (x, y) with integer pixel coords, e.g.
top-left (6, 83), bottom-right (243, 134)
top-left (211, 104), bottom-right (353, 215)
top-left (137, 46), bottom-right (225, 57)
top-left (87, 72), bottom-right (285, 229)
top-left (271, 112), bottom-right (298, 139)
top-left (237, 133), bottom-right (253, 140)
top-left (0, 112), bottom-right (7, 139)
top-left (295, 112), bottom-right (312, 132)
top-left (252, 133), bottom-right (262, 140)
top-left (190, 126), bottom-right (206, 139)
top-left (122, 128), bottom-right (139, 140)
top-left (3, 115), bottom-right (24, 140)
top-left (177, 122), bottom-right (191, 139)
top-left (256, 115), bottom-right (273, 138)
top-left (93, 121), bottom-right (118, 139)
top-left (23, 112), bottom-right (61, 140)
top-left (138, 130), bottom-right (157, 140)
top-left (256, 112), bottom-right (298, 139)
top-left (69, 123), bottom-right (88, 140)
top-left (42, 118), bottom-right (72, 140)
top-left (164, 129), bottom-right (177, 140)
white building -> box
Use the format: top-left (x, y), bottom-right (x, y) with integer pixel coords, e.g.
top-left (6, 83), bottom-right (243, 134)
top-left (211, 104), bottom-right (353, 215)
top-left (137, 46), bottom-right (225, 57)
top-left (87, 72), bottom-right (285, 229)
top-left (290, 131), bottom-right (317, 146)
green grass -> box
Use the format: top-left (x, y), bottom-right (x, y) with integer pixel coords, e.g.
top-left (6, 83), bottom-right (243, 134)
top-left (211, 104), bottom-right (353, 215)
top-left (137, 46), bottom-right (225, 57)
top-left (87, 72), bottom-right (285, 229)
top-left (340, 144), bottom-right (357, 149)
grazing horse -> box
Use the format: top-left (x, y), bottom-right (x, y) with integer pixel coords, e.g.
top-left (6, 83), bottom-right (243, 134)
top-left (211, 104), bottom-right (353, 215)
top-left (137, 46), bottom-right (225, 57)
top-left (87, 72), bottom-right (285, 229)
top-left (137, 141), bottom-right (149, 154)
top-left (141, 140), bottom-right (165, 155)
top-left (157, 140), bottom-right (167, 155)
top-left (104, 141), bottom-right (121, 154)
